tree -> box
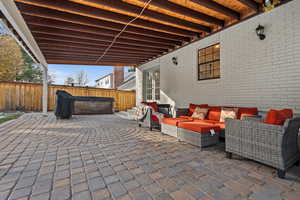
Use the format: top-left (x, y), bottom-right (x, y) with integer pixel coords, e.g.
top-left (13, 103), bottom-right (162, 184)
top-left (75, 70), bottom-right (88, 86)
top-left (0, 35), bottom-right (24, 81)
top-left (64, 77), bottom-right (75, 86)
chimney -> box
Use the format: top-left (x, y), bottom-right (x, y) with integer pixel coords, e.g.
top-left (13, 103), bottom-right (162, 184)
top-left (113, 67), bottom-right (124, 89)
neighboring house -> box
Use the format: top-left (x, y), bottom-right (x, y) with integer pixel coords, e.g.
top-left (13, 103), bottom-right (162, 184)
top-left (117, 71), bottom-right (136, 91)
top-left (95, 73), bottom-right (113, 89)
top-left (95, 67), bottom-right (124, 89)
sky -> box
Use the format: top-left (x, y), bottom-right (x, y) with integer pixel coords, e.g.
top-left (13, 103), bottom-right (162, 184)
top-left (49, 64), bottom-right (114, 87)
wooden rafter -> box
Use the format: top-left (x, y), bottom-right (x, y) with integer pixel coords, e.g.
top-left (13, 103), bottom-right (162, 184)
top-left (236, 0), bottom-right (259, 11)
top-left (29, 25), bottom-right (175, 49)
top-left (17, 3), bottom-right (190, 42)
top-left (70, 0), bottom-right (211, 32)
top-left (189, 0), bottom-right (240, 19)
top-left (23, 15), bottom-right (182, 46)
top-left (38, 45), bottom-right (159, 56)
top-left (138, 0), bottom-right (227, 24)
top-left (15, 0), bottom-right (200, 37)
top-left (37, 42), bottom-right (164, 54)
top-left (46, 60), bottom-right (138, 66)
top-left (33, 33), bottom-right (169, 51)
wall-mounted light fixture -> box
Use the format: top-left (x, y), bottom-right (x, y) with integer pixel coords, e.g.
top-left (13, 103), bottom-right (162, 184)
top-left (172, 56), bottom-right (178, 65)
top-left (256, 24), bottom-right (266, 40)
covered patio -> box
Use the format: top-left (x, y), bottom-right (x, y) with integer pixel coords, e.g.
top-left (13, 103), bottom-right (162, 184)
top-left (0, 113), bottom-right (299, 200)
top-left (1, 0), bottom-right (300, 199)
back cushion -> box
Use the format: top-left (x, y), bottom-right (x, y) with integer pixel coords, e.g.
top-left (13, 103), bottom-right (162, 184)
top-left (207, 106), bottom-right (222, 121)
top-left (237, 107), bottom-right (258, 119)
top-left (188, 104), bottom-right (209, 116)
top-left (264, 109), bottom-right (293, 125)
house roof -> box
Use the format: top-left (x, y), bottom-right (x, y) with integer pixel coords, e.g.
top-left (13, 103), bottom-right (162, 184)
top-left (13, 0), bottom-right (267, 66)
top-left (95, 73), bottom-right (113, 82)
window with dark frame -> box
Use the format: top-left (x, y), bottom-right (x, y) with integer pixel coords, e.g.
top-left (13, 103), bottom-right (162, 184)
top-left (198, 44), bottom-right (220, 80)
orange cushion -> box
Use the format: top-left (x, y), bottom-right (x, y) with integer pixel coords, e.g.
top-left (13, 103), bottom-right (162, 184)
top-left (161, 118), bottom-right (193, 126)
top-left (207, 106), bottom-right (222, 121)
top-left (237, 107), bottom-right (258, 119)
top-left (193, 119), bottom-right (218, 125)
top-left (188, 104), bottom-right (209, 116)
top-left (178, 122), bottom-right (220, 134)
top-left (264, 109), bottom-right (293, 125)
top-left (214, 122), bottom-right (225, 129)
top-left (142, 102), bottom-right (158, 112)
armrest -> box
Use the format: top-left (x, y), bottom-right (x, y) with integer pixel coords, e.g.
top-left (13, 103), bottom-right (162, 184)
top-left (157, 104), bottom-right (171, 116)
top-left (175, 108), bottom-right (189, 117)
top-left (225, 118), bottom-right (283, 144)
top-left (242, 115), bottom-right (262, 122)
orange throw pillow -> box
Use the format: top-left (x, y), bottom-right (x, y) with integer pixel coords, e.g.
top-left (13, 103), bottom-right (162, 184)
top-left (264, 109), bottom-right (293, 125)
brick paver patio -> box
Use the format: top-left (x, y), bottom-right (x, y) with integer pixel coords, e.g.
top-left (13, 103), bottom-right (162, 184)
top-left (0, 113), bottom-right (299, 200)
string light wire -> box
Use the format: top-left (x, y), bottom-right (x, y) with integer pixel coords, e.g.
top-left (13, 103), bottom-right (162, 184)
top-left (96, 0), bottom-right (153, 63)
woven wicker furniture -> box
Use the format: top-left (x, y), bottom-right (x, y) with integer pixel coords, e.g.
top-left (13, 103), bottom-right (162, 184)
top-left (138, 104), bottom-right (171, 131)
top-left (161, 118), bottom-right (193, 137)
top-left (173, 105), bottom-right (258, 138)
top-left (177, 122), bottom-right (220, 148)
top-left (225, 117), bottom-right (300, 178)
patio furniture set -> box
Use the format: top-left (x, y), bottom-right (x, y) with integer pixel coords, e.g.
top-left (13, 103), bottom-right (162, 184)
top-left (137, 102), bottom-right (300, 179)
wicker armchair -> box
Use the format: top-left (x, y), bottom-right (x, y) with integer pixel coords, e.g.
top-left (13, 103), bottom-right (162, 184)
top-left (225, 116), bottom-right (300, 178)
top-left (138, 104), bottom-right (171, 131)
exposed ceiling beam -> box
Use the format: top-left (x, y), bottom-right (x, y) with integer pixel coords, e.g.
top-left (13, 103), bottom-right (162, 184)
top-left (23, 15), bottom-right (182, 46)
top-left (138, 0), bottom-right (227, 24)
top-left (15, 0), bottom-right (200, 37)
top-left (38, 44), bottom-right (159, 56)
top-left (29, 25), bottom-right (175, 49)
top-left (44, 53), bottom-right (149, 62)
top-left (37, 42), bottom-right (164, 54)
top-left (33, 33), bottom-right (169, 51)
top-left (189, 0), bottom-right (240, 19)
top-left (42, 50), bottom-right (153, 59)
top-left (47, 60), bottom-right (138, 66)
top-left (236, 0), bottom-right (259, 12)
top-left (40, 46), bottom-right (157, 57)
top-left (71, 0), bottom-right (211, 32)
top-left (17, 3), bottom-right (190, 42)
top-left (44, 56), bottom-right (146, 63)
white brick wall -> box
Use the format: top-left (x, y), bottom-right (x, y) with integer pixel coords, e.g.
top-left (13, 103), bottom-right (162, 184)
top-left (137, 0), bottom-right (300, 112)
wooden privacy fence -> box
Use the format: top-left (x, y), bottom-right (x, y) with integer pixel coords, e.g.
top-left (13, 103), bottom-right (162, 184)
top-left (0, 82), bottom-right (136, 112)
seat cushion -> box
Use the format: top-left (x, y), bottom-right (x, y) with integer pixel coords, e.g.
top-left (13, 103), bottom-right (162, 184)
top-left (264, 109), bottom-right (293, 125)
top-left (237, 107), bottom-right (258, 119)
top-left (161, 118), bottom-right (193, 126)
top-left (193, 119), bottom-right (218, 125)
top-left (178, 121), bottom-right (220, 134)
top-left (214, 122), bottom-right (225, 129)
top-left (207, 106), bottom-right (222, 121)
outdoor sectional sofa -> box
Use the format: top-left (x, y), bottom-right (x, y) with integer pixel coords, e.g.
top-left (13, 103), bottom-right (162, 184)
top-left (161, 104), bottom-right (258, 139)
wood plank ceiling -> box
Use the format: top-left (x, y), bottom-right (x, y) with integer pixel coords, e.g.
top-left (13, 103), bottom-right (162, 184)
top-left (14, 0), bottom-right (263, 66)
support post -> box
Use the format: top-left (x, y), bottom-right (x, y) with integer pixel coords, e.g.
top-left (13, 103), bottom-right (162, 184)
top-left (42, 64), bottom-right (48, 115)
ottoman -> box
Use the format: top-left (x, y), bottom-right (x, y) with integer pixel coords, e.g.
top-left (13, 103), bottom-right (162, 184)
top-left (177, 121), bottom-right (220, 148)
top-left (161, 118), bottom-right (193, 138)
